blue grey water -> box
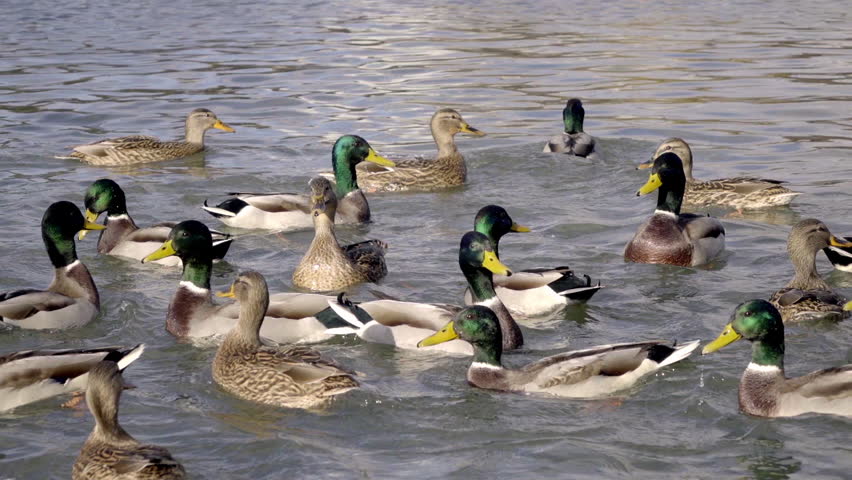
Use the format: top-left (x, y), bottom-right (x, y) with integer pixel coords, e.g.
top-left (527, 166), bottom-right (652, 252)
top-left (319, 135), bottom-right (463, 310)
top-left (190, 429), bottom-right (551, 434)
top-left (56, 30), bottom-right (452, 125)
top-left (1, 0), bottom-right (851, 478)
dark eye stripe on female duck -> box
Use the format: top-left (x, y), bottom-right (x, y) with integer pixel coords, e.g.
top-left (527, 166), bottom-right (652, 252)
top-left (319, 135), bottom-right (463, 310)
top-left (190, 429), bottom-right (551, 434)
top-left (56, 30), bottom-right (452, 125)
top-left (353, 108), bottom-right (486, 192)
top-left (625, 152), bottom-right (726, 267)
top-left (0, 201), bottom-right (104, 329)
top-left (212, 271), bottom-right (359, 409)
top-left (141, 220), bottom-right (365, 343)
top-left (418, 305), bottom-right (698, 397)
top-left (292, 177), bottom-right (388, 292)
top-left (637, 138), bottom-right (800, 210)
top-left (72, 360), bottom-right (186, 479)
top-left (202, 135), bottom-right (394, 230)
top-left (703, 299), bottom-right (851, 418)
top-left (463, 205), bottom-right (602, 317)
top-left (320, 231), bottom-right (524, 355)
top-left (542, 98), bottom-right (597, 159)
top-left (769, 218), bottom-right (852, 322)
top-left (82, 179), bottom-right (231, 267)
top-left (62, 108), bottom-right (234, 166)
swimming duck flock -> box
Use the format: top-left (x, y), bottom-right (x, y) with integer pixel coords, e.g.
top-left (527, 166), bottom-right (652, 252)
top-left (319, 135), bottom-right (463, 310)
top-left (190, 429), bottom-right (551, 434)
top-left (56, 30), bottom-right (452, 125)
top-left (2, 97), bottom-right (851, 478)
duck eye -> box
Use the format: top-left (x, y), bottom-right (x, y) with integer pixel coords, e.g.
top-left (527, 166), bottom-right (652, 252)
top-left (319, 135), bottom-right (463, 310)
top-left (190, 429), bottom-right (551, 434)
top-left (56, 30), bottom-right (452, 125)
top-left (666, 145), bottom-right (672, 151)
top-left (745, 311), bottom-right (753, 316)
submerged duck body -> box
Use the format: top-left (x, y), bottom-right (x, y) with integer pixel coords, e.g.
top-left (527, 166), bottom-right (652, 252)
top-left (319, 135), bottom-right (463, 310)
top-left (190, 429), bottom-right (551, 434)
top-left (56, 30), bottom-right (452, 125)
top-left (65, 108), bottom-right (234, 166)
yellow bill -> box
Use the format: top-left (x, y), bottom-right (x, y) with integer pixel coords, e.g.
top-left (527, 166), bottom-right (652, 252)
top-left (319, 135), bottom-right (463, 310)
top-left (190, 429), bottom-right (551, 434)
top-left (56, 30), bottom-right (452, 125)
top-left (142, 239), bottom-right (177, 263)
top-left (843, 301), bottom-right (852, 311)
top-left (216, 284), bottom-right (236, 298)
top-left (417, 321), bottom-right (459, 347)
top-left (482, 250), bottom-right (511, 276)
top-left (366, 148), bottom-right (395, 167)
top-left (78, 209), bottom-right (105, 240)
top-left (829, 236), bottom-right (852, 248)
top-left (213, 119), bottom-right (235, 133)
top-left (510, 222), bottom-right (530, 233)
top-left (460, 122), bottom-right (486, 136)
top-left (637, 173), bottom-right (663, 196)
top-left (701, 323), bottom-right (742, 355)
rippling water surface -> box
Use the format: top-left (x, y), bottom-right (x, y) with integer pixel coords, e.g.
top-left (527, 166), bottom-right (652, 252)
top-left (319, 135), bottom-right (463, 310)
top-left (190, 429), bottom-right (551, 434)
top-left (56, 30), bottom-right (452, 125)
top-left (1, 1), bottom-right (851, 478)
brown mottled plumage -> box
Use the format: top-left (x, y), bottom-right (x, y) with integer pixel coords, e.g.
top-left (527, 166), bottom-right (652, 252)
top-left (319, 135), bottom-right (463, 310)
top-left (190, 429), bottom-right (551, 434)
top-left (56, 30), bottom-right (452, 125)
top-left (769, 219), bottom-right (852, 322)
top-left (64, 108), bottom-right (234, 166)
top-left (213, 271), bottom-right (358, 409)
top-left (72, 361), bottom-right (186, 480)
top-left (355, 108), bottom-right (486, 192)
top-left (293, 177), bottom-right (387, 292)
top-left (639, 138), bottom-right (800, 209)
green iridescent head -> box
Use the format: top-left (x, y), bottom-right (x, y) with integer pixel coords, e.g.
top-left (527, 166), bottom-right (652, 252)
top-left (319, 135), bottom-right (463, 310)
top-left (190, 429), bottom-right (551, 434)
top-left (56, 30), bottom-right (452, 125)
top-left (473, 205), bottom-right (530, 246)
top-left (562, 98), bottom-right (585, 134)
top-left (417, 305), bottom-right (503, 364)
top-left (331, 135), bottom-right (394, 195)
top-left (703, 299), bottom-right (785, 367)
top-left (42, 201), bottom-right (105, 268)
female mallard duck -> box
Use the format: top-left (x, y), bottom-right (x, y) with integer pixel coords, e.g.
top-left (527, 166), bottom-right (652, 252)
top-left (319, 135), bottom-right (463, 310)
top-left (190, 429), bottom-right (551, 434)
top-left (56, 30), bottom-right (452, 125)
top-left (82, 179), bottom-right (232, 266)
top-left (292, 177), bottom-right (387, 292)
top-left (638, 138), bottom-right (800, 209)
top-left (352, 108), bottom-right (485, 192)
top-left (72, 361), bottom-right (186, 479)
top-left (142, 220), bottom-right (362, 343)
top-left (463, 205), bottom-right (603, 316)
top-left (202, 135), bottom-right (394, 229)
top-left (325, 231), bottom-right (523, 355)
top-left (213, 271), bottom-right (359, 409)
top-left (625, 152), bottom-right (726, 267)
top-left (823, 233), bottom-right (852, 272)
top-left (419, 305), bottom-right (699, 397)
top-left (0, 201), bottom-right (104, 329)
top-left (64, 108), bottom-right (234, 166)
top-left (768, 218), bottom-right (852, 322)
top-left (542, 98), bottom-right (597, 159)
top-left (0, 344), bottom-right (143, 412)
top-left (703, 299), bottom-right (851, 417)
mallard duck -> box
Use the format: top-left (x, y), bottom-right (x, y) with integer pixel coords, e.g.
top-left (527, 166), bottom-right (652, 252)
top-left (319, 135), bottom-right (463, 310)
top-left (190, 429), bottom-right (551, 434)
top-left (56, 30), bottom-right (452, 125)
top-left (703, 299), bottom-right (851, 417)
top-left (0, 201), bottom-right (104, 329)
top-left (142, 220), bottom-right (356, 343)
top-left (463, 205), bottom-right (603, 316)
top-left (637, 138), bottom-right (800, 209)
top-left (625, 152), bottom-right (726, 267)
top-left (82, 179), bottom-right (232, 266)
top-left (768, 219), bottom-right (852, 322)
top-left (418, 305), bottom-right (699, 397)
top-left (72, 361), bottom-right (186, 479)
top-left (213, 271), bottom-right (359, 409)
top-left (352, 108), bottom-right (485, 192)
top-left (63, 108), bottom-right (234, 166)
top-left (202, 135), bottom-right (395, 230)
top-left (326, 231), bottom-right (523, 355)
top-left (542, 98), bottom-right (597, 158)
top-left (0, 344), bottom-right (143, 412)
top-left (292, 177), bottom-right (387, 291)
top-left (823, 234), bottom-right (852, 272)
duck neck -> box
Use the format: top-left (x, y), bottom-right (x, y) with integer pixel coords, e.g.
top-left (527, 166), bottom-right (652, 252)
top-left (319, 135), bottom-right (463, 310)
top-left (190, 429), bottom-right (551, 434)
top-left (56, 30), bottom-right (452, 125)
top-left (185, 122), bottom-right (206, 145)
top-left (433, 127), bottom-right (458, 158)
top-left (655, 182), bottom-right (684, 216)
top-left (563, 109), bottom-right (584, 134)
top-left (463, 266), bottom-right (497, 303)
top-left (750, 335), bottom-right (785, 371)
top-left (89, 389), bottom-right (134, 444)
top-left (473, 224), bottom-right (502, 258)
top-left (307, 215), bottom-right (343, 257)
top-left (788, 244), bottom-right (828, 290)
top-left (232, 294), bottom-right (268, 348)
top-left (43, 231), bottom-right (77, 269)
top-left (472, 340), bottom-right (502, 367)
top-left (181, 255), bottom-right (212, 290)
top-left (332, 149), bottom-right (359, 197)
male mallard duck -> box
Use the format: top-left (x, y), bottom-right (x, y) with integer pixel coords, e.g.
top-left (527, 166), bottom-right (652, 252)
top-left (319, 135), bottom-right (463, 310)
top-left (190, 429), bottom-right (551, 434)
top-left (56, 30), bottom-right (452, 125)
top-left (82, 179), bottom-right (232, 266)
top-left (202, 135), bottom-right (394, 230)
top-left (0, 201), bottom-right (104, 329)
top-left (142, 220), bottom-right (361, 343)
top-left (326, 231), bottom-right (523, 355)
top-left (213, 271), bottom-right (359, 409)
top-left (463, 205), bottom-right (602, 316)
top-left (823, 234), bottom-right (852, 272)
top-left (418, 305), bottom-right (698, 397)
top-left (625, 152), bottom-right (726, 267)
top-left (703, 299), bottom-right (851, 417)
top-left (637, 138), bottom-right (800, 209)
top-left (0, 344), bottom-right (143, 412)
top-left (352, 108), bottom-right (485, 192)
top-left (64, 108), bottom-right (234, 166)
top-left (292, 177), bottom-right (387, 292)
top-left (542, 98), bottom-right (597, 158)
top-left (768, 219), bottom-right (852, 322)
top-left (72, 361), bottom-right (186, 479)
